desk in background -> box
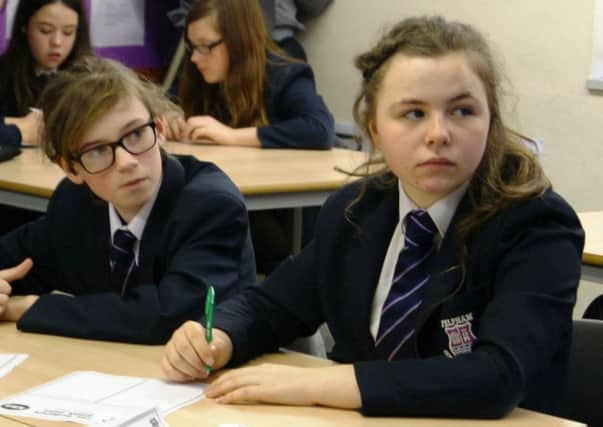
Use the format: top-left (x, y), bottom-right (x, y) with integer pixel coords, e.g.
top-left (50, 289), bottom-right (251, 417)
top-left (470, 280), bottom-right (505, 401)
top-left (577, 211), bottom-right (603, 284)
top-left (0, 324), bottom-right (584, 427)
top-left (0, 144), bottom-right (368, 250)
top-left (0, 144), bottom-right (367, 212)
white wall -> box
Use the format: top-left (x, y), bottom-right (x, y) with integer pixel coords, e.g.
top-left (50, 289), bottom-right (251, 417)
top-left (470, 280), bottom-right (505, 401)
top-left (300, 0), bottom-right (603, 211)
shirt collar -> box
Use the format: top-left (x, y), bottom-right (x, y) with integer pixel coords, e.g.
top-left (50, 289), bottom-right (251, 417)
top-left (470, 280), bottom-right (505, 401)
top-left (397, 180), bottom-right (469, 238)
top-left (34, 67), bottom-right (57, 77)
top-left (109, 187), bottom-right (160, 242)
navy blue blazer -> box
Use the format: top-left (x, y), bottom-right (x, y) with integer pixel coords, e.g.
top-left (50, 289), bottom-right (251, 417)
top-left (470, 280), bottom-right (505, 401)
top-left (0, 64), bottom-right (50, 117)
top-left (0, 114), bottom-right (20, 147)
top-left (257, 58), bottom-right (335, 150)
top-left (0, 155), bottom-right (256, 344)
top-left (1, 75), bottom-right (21, 147)
top-left (212, 177), bottom-right (584, 418)
top-left (0, 63), bottom-right (52, 146)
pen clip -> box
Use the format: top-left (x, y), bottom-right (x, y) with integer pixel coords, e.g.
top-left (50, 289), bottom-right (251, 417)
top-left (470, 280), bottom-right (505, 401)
top-left (204, 286), bottom-right (215, 319)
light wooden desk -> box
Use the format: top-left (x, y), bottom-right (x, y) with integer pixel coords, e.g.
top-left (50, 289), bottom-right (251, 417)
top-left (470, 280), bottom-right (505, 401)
top-left (0, 417), bottom-right (27, 426)
top-left (0, 144), bottom-right (367, 250)
top-left (577, 211), bottom-right (603, 283)
top-left (0, 144), bottom-right (367, 212)
top-left (0, 324), bottom-right (584, 427)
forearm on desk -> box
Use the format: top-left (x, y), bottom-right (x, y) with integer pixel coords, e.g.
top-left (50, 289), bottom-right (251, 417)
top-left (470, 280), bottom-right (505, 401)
top-left (1, 295), bottom-right (38, 322)
top-left (230, 127), bottom-right (261, 147)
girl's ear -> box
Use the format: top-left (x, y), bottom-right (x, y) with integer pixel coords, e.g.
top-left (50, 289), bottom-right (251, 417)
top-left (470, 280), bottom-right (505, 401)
top-left (367, 118), bottom-right (380, 150)
top-left (58, 158), bottom-right (85, 185)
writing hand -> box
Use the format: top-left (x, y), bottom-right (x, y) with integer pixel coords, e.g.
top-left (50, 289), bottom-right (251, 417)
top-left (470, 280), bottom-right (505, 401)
top-left (162, 320), bottom-right (233, 382)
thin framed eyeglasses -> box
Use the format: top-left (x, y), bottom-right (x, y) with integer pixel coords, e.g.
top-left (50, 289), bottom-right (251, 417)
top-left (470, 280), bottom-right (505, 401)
top-left (70, 121), bottom-right (157, 174)
top-left (185, 38), bottom-right (223, 55)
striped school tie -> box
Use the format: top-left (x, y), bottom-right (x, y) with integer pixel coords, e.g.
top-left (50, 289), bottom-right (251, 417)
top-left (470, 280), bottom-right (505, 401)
top-left (110, 229), bottom-right (137, 295)
top-left (375, 209), bottom-right (437, 361)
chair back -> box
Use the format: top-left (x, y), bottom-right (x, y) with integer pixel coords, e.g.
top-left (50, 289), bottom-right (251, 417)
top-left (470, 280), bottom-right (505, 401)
top-left (567, 319), bottom-right (603, 427)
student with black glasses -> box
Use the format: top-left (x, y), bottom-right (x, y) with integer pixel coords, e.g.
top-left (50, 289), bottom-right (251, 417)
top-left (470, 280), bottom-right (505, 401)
top-left (0, 57), bottom-right (256, 344)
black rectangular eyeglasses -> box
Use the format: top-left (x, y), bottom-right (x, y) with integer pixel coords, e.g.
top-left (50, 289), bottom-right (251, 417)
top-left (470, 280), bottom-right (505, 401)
top-left (70, 121), bottom-right (157, 174)
top-left (185, 38), bottom-right (223, 55)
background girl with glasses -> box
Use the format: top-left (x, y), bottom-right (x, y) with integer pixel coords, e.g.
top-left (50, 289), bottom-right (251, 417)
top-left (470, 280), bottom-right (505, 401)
top-left (170, 0), bottom-right (336, 275)
top-left (170, 0), bottom-right (335, 150)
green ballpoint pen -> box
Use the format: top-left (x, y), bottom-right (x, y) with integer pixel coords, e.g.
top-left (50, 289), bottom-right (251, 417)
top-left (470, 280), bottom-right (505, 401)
top-left (204, 285), bottom-right (215, 375)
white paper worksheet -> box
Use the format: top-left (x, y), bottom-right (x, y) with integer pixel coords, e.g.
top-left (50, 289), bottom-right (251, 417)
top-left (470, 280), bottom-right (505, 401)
top-left (0, 353), bottom-right (27, 379)
top-left (0, 371), bottom-right (205, 425)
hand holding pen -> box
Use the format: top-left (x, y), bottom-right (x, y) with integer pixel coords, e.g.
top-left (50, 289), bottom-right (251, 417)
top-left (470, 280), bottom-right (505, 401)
top-left (161, 288), bottom-right (234, 382)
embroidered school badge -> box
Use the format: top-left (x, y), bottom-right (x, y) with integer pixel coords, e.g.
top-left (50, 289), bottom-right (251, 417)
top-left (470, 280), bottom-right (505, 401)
top-left (441, 312), bottom-right (476, 357)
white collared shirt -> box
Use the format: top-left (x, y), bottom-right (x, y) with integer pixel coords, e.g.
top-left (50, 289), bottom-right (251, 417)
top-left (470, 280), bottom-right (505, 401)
top-left (108, 188), bottom-right (160, 266)
top-left (34, 67), bottom-right (57, 77)
top-left (369, 180), bottom-right (469, 340)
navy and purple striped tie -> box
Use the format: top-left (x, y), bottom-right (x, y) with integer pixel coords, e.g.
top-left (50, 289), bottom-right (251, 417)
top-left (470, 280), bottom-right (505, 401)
top-left (375, 209), bottom-right (437, 361)
top-left (110, 229), bottom-right (137, 295)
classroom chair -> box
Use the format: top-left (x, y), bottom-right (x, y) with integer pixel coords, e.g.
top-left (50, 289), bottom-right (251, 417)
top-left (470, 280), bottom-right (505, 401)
top-left (583, 294), bottom-right (603, 319)
top-left (566, 318), bottom-right (603, 427)
top-left (334, 121), bottom-right (367, 152)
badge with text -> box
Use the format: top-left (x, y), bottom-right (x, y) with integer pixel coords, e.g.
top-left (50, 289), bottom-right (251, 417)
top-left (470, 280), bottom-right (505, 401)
top-left (441, 312), bottom-right (476, 357)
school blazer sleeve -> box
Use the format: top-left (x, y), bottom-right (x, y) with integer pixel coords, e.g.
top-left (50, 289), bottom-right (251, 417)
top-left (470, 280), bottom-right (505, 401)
top-left (1, 78), bottom-right (23, 146)
top-left (257, 61), bottom-right (335, 150)
top-left (14, 159), bottom-right (254, 344)
top-left (211, 182), bottom-right (366, 365)
top-left (213, 240), bottom-right (324, 366)
top-left (0, 119), bottom-right (21, 147)
top-left (0, 212), bottom-right (61, 294)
